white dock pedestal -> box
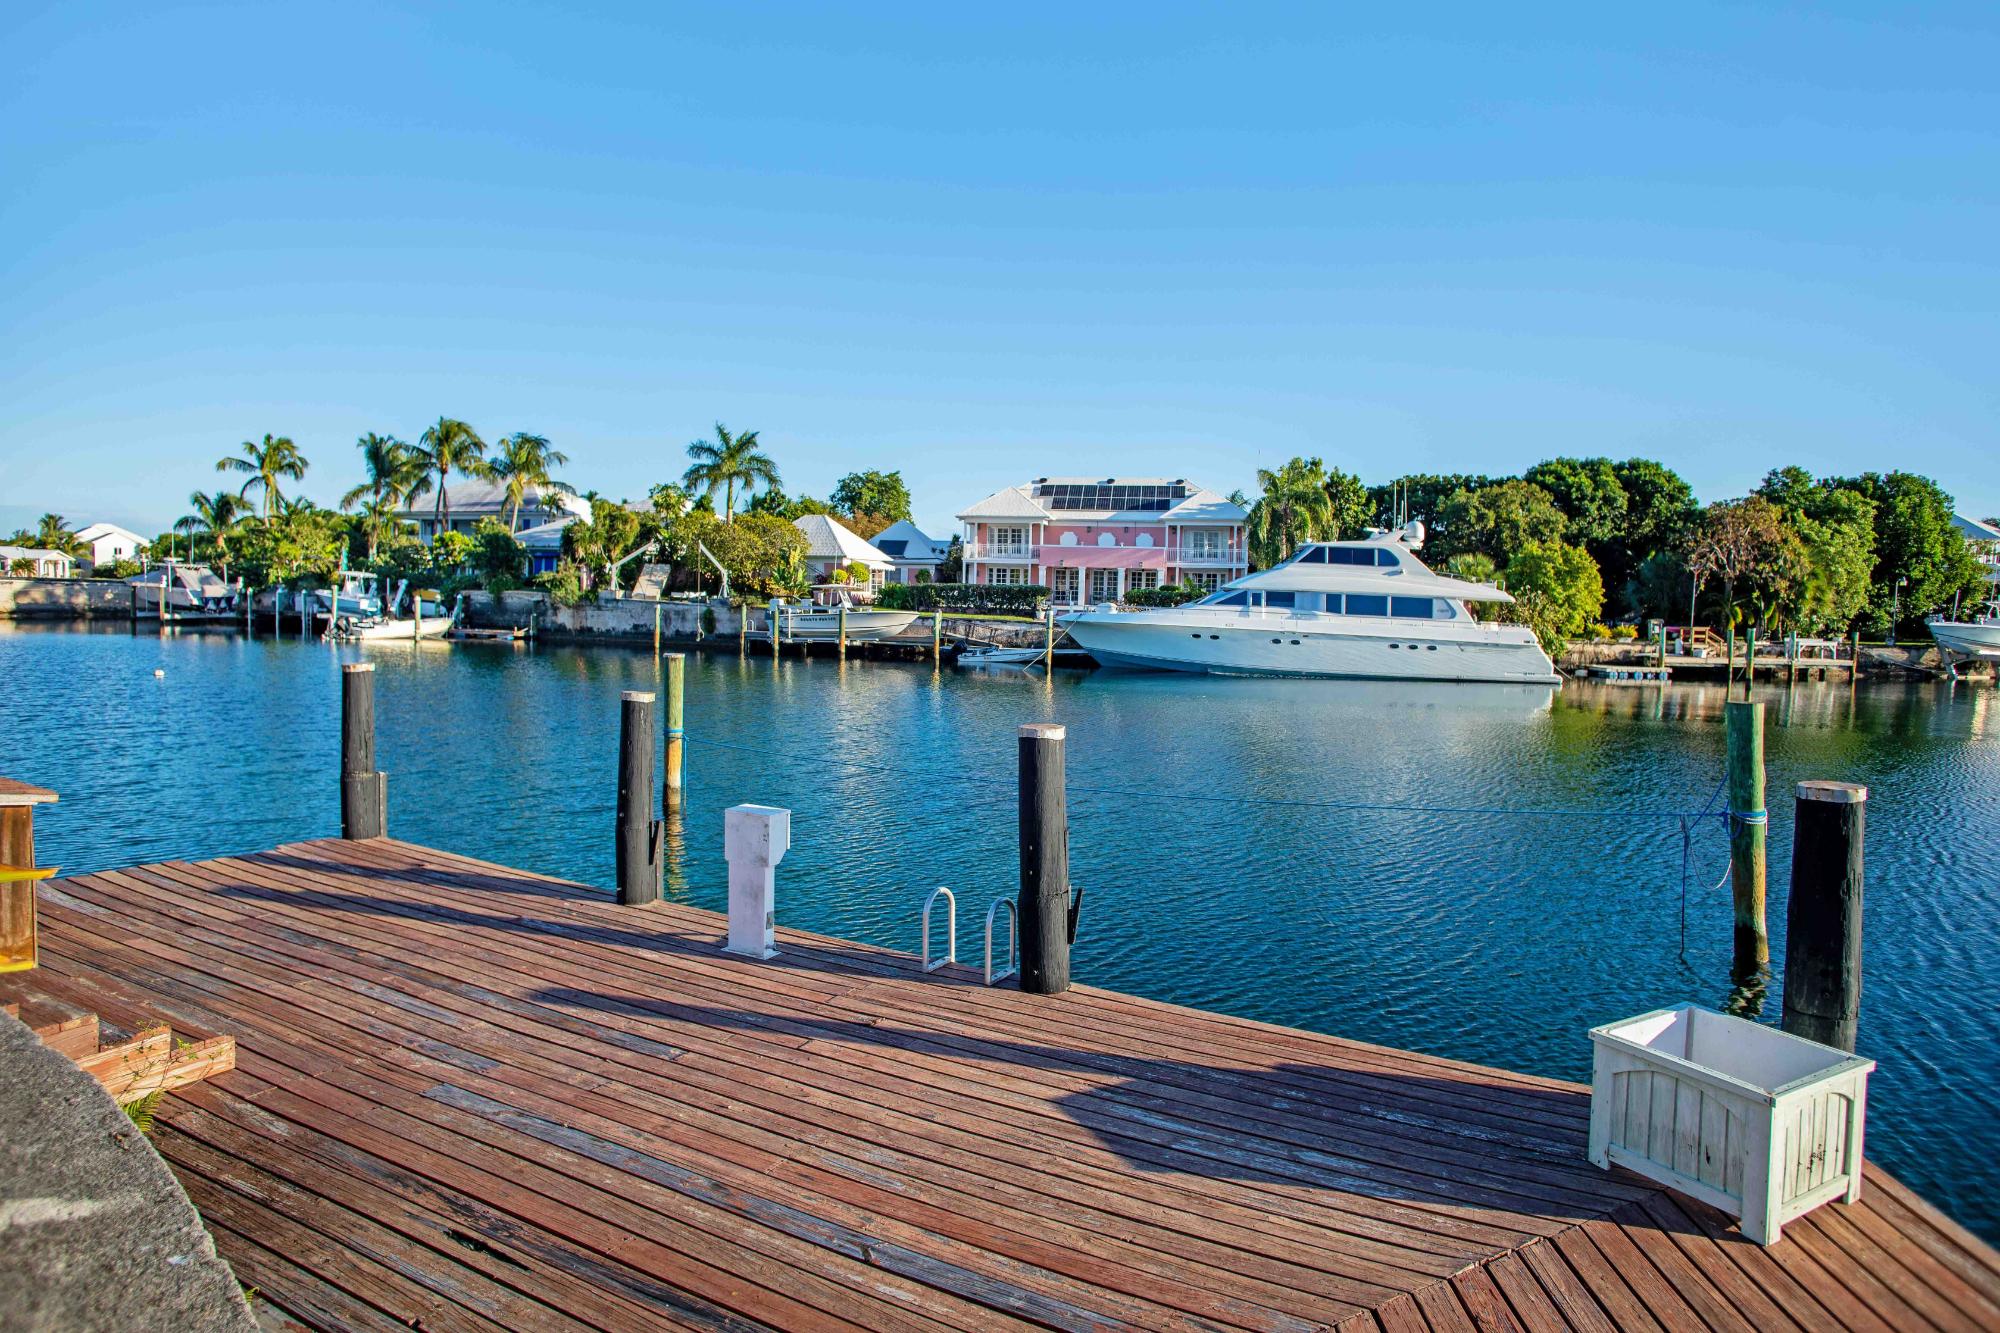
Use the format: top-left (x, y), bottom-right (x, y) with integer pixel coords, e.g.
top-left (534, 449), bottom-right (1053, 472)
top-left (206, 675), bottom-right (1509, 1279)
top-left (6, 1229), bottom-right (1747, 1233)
top-left (723, 804), bottom-right (789, 960)
top-left (1588, 1003), bottom-right (1874, 1246)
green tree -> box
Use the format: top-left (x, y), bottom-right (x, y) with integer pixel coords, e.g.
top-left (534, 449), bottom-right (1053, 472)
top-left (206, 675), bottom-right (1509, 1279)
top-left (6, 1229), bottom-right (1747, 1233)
top-left (646, 482), bottom-right (691, 518)
top-left (682, 423), bottom-right (781, 523)
top-left (1524, 458), bottom-right (1629, 549)
top-left (656, 508), bottom-right (808, 598)
top-left (414, 418), bottom-right (488, 532)
top-left (1368, 474), bottom-right (1496, 532)
top-left (1501, 539), bottom-right (1605, 653)
top-left (484, 432), bottom-right (573, 530)
top-left (830, 470), bottom-right (913, 525)
top-left (1321, 467), bottom-right (1373, 542)
top-left (1246, 457), bottom-right (1335, 567)
top-left (562, 498), bottom-right (645, 590)
top-left (1430, 480), bottom-right (1568, 565)
top-left (28, 514), bottom-right (86, 558)
top-left (174, 490), bottom-right (251, 578)
top-left (1830, 472), bottom-right (1986, 635)
top-left (1687, 496), bottom-right (1786, 629)
top-left (340, 433), bottom-right (428, 513)
top-left (1753, 469), bottom-right (1877, 634)
top-left (215, 434), bottom-right (307, 520)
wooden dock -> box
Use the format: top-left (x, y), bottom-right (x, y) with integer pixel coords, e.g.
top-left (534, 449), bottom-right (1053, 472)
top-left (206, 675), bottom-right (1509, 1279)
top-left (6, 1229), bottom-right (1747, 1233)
top-left (10, 837), bottom-right (1998, 1332)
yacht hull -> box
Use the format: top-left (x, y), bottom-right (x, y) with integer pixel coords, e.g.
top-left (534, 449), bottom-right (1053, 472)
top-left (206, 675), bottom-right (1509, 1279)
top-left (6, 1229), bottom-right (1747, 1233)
top-left (1065, 613), bottom-right (1560, 683)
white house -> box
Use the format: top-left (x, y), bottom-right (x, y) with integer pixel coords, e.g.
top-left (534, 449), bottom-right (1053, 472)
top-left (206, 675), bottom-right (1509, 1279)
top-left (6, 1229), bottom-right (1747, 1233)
top-left (0, 546), bottom-right (75, 578)
top-left (73, 522), bottom-right (147, 570)
top-left (791, 514), bottom-right (893, 590)
top-left (395, 480), bottom-right (589, 543)
top-left (869, 519), bottom-right (948, 584)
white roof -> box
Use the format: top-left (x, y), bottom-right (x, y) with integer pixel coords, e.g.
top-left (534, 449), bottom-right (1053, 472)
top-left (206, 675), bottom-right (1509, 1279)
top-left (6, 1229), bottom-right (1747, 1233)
top-left (1954, 514), bottom-right (2000, 542)
top-left (74, 522), bottom-right (145, 545)
top-left (956, 485), bottom-right (1050, 521)
top-left (396, 480), bottom-right (586, 519)
top-left (514, 515), bottom-right (578, 550)
top-left (1163, 488), bottom-right (1248, 523)
top-left (793, 514), bottom-right (894, 570)
top-left (0, 545), bottom-right (70, 563)
top-left (870, 519), bottom-right (946, 563)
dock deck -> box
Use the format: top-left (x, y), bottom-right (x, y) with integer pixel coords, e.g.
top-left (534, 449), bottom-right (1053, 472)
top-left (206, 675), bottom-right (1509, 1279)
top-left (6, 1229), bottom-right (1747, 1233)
top-left (12, 837), bottom-right (1998, 1332)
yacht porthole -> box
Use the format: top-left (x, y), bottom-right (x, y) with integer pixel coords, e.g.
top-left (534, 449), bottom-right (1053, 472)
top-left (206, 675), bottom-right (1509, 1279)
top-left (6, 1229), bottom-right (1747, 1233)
top-left (1426, 645), bottom-right (1437, 651)
top-left (1270, 638), bottom-right (1281, 644)
top-left (1290, 639), bottom-right (1300, 645)
top-left (1388, 643), bottom-right (1399, 649)
top-left (1209, 634), bottom-right (1219, 640)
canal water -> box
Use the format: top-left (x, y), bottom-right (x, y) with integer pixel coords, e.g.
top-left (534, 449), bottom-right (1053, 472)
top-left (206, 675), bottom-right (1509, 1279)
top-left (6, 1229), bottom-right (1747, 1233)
top-left (4, 622), bottom-right (1996, 1241)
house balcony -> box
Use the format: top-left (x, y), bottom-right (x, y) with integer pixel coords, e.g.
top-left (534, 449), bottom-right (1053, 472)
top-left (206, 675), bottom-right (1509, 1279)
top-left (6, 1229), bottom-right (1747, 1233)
top-left (962, 544), bottom-right (1036, 562)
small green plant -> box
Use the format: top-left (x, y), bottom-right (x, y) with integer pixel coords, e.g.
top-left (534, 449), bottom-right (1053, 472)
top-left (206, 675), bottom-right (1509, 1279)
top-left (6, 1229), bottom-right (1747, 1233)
top-left (122, 1090), bottom-right (165, 1135)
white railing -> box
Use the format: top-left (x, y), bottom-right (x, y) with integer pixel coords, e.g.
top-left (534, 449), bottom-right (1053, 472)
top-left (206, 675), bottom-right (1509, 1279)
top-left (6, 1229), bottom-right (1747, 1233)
top-left (962, 543), bottom-right (1244, 564)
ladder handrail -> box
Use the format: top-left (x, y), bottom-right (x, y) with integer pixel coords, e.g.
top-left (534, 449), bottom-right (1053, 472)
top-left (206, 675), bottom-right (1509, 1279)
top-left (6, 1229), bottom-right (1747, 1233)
top-left (921, 886), bottom-right (956, 974)
top-left (984, 899), bottom-right (1018, 986)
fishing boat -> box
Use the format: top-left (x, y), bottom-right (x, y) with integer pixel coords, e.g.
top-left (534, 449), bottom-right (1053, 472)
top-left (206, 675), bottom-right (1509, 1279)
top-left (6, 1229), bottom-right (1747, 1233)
top-left (775, 589), bottom-right (920, 641)
top-left (1060, 523), bottom-right (1560, 683)
top-left (321, 576), bottom-right (455, 641)
top-left (1928, 602), bottom-right (2000, 678)
top-left (127, 562), bottom-right (238, 615)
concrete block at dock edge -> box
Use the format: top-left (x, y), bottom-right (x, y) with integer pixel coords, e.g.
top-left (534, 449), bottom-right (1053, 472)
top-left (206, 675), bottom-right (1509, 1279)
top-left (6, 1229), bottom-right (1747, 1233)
top-left (0, 1012), bottom-right (256, 1331)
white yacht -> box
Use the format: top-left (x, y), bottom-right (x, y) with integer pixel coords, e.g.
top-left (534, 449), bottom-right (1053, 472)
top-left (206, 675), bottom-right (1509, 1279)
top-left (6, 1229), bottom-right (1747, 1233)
top-left (1061, 524), bottom-right (1560, 683)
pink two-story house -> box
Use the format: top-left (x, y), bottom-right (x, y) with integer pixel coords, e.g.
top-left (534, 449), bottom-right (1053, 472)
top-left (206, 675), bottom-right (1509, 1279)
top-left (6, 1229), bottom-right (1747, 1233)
top-left (957, 477), bottom-right (1249, 606)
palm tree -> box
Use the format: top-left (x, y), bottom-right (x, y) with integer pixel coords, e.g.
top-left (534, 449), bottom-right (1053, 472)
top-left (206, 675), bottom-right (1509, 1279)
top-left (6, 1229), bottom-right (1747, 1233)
top-left (485, 433), bottom-right (573, 530)
top-left (175, 491), bottom-right (249, 579)
top-left (681, 424), bottom-right (780, 524)
top-left (413, 418), bottom-right (487, 534)
top-left (216, 434), bottom-right (307, 519)
top-left (32, 514), bottom-right (85, 558)
top-left (340, 433), bottom-right (430, 513)
top-left (1246, 457), bottom-right (1335, 567)
top-left (352, 496), bottom-right (406, 561)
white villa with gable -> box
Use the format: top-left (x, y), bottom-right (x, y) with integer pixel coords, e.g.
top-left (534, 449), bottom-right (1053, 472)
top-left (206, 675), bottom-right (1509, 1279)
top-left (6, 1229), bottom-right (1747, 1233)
top-left (956, 477), bottom-right (1249, 606)
top-left (792, 514), bottom-right (893, 592)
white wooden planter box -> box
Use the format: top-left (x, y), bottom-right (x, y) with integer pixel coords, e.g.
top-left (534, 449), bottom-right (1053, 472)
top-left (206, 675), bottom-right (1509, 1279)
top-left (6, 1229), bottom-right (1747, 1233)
top-left (1587, 1003), bottom-right (1874, 1245)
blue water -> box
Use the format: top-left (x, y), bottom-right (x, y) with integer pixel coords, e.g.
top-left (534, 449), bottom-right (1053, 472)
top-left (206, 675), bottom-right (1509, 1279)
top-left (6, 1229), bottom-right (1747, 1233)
top-left (5, 622), bottom-right (1997, 1241)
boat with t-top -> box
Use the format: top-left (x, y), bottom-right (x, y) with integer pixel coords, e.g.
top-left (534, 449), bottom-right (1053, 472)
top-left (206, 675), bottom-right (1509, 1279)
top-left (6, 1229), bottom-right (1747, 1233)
top-left (1060, 524), bottom-right (1559, 683)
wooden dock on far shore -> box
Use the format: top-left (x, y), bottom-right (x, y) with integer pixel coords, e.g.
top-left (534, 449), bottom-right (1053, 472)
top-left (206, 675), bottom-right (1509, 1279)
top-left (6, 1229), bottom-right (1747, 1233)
top-left (7, 836), bottom-right (1998, 1332)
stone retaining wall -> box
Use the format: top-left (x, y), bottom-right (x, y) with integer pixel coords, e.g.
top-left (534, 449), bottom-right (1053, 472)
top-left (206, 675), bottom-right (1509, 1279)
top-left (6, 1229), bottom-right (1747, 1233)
top-left (0, 577), bottom-right (134, 619)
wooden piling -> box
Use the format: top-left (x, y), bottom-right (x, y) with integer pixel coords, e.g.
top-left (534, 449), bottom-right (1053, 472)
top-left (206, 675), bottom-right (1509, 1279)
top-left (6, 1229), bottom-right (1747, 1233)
top-left (1016, 722), bottom-right (1072, 995)
top-left (245, 588), bottom-right (254, 636)
top-left (932, 609), bottom-right (943, 664)
top-left (1782, 781), bottom-right (1867, 1053)
top-left (1743, 627), bottom-right (1757, 699)
top-left (653, 601), bottom-right (662, 655)
top-left (339, 664), bottom-right (387, 839)
top-left (1725, 700), bottom-right (1768, 969)
top-left (738, 599), bottom-right (748, 655)
top-left (1043, 605), bottom-right (1056, 667)
top-left (615, 691), bottom-right (662, 905)
top-left (1, 781), bottom-right (58, 974)
top-left (837, 606), bottom-right (848, 660)
top-left (1657, 622), bottom-right (1667, 669)
top-left (769, 599), bottom-right (780, 657)
top-left (663, 654), bottom-right (685, 809)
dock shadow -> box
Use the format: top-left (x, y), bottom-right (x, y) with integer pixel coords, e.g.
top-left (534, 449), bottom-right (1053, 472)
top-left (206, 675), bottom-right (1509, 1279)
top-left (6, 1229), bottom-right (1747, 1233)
top-left (521, 986), bottom-right (1679, 1232)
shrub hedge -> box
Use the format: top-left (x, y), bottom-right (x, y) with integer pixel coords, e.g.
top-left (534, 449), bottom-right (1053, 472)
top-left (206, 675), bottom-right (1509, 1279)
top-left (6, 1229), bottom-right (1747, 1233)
top-left (876, 581), bottom-right (1049, 616)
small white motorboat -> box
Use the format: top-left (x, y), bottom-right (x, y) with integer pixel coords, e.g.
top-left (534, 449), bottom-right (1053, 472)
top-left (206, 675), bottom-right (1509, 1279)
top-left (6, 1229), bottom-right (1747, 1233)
top-left (1928, 596), bottom-right (2000, 678)
top-left (775, 589), bottom-right (919, 641)
top-left (324, 578), bottom-right (456, 641)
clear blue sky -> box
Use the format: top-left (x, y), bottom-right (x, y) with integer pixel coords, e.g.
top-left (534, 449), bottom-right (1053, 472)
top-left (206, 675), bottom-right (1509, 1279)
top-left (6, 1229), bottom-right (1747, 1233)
top-left (4, 2), bottom-right (1996, 539)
